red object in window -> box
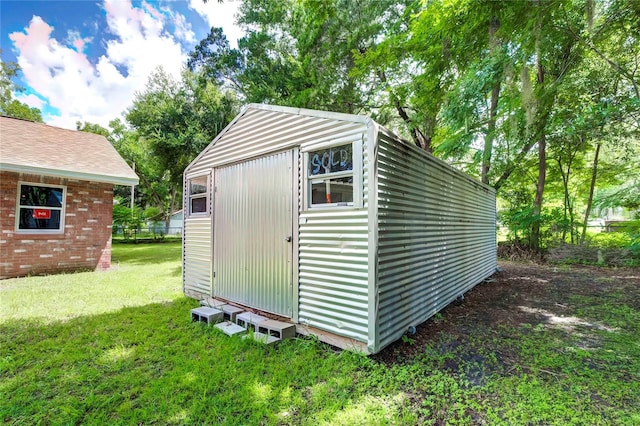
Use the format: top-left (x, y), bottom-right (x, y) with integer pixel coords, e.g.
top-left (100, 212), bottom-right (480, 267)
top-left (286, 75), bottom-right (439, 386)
top-left (33, 209), bottom-right (51, 219)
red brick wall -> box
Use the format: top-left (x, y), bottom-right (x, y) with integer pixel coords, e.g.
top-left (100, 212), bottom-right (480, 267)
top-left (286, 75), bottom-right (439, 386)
top-left (0, 171), bottom-right (114, 279)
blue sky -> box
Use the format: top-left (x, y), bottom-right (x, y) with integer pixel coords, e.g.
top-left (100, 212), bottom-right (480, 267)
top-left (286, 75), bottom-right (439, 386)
top-left (1, 0), bottom-right (242, 129)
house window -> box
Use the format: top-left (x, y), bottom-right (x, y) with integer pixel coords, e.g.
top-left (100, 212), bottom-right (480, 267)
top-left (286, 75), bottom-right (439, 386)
top-left (16, 183), bottom-right (65, 233)
top-left (307, 143), bottom-right (354, 207)
top-left (188, 175), bottom-right (209, 216)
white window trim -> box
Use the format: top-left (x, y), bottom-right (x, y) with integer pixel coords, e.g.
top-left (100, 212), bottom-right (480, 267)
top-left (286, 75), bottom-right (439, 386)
top-left (187, 173), bottom-right (211, 217)
top-left (15, 181), bottom-right (66, 234)
top-left (302, 140), bottom-right (363, 210)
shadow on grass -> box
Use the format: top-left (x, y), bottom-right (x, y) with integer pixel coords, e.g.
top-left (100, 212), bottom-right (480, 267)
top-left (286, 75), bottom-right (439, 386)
top-left (170, 266), bottom-right (183, 277)
top-left (4, 261), bottom-right (639, 425)
top-left (0, 297), bottom-right (412, 425)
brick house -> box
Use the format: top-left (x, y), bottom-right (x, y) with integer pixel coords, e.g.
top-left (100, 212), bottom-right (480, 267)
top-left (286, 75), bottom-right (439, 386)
top-left (0, 116), bottom-right (138, 279)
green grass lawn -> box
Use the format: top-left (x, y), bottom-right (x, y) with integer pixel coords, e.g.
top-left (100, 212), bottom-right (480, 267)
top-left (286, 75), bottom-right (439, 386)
top-left (1, 243), bottom-right (639, 425)
top-left (0, 242), bottom-right (183, 322)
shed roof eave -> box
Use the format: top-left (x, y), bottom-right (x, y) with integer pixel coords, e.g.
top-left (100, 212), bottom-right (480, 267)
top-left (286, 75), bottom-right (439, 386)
top-left (0, 163), bottom-right (139, 186)
top-left (245, 103), bottom-right (374, 125)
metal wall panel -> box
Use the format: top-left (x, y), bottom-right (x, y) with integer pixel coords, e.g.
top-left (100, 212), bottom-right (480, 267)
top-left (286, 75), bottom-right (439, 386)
top-left (297, 133), bottom-right (370, 344)
top-left (213, 151), bottom-right (293, 316)
top-left (183, 217), bottom-right (212, 295)
top-left (375, 129), bottom-right (497, 352)
top-left (298, 209), bottom-right (370, 340)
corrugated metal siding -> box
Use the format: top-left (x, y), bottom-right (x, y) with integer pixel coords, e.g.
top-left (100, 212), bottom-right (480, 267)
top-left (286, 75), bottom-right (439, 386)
top-left (183, 217), bottom-right (212, 295)
top-left (298, 210), bottom-right (370, 340)
top-left (184, 104), bottom-right (372, 343)
top-left (184, 106), bottom-right (369, 315)
top-left (298, 134), bottom-right (370, 343)
top-left (213, 151), bottom-right (293, 316)
top-left (375, 130), bottom-right (497, 352)
top-left (188, 107), bottom-right (367, 172)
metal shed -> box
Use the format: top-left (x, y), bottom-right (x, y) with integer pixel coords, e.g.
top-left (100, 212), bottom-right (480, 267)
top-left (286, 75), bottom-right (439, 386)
top-left (182, 104), bottom-right (497, 354)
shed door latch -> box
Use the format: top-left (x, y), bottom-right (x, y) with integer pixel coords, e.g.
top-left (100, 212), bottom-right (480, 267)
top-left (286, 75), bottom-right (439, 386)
top-left (284, 236), bottom-right (292, 242)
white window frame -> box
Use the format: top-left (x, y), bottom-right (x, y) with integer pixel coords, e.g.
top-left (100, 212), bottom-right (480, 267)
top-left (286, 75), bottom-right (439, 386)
top-left (302, 140), bottom-right (363, 210)
top-left (15, 181), bottom-right (66, 234)
top-left (187, 173), bottom-right (210, 217)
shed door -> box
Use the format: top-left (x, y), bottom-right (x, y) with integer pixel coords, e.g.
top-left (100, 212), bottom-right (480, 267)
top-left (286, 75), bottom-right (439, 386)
top-left (213, 150), bottom-right (294, 317)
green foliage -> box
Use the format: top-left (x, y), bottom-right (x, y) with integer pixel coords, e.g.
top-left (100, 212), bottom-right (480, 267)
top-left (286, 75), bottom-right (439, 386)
top-left (124, 67), bottom-right (238, 219)
top-left (2, 99), bottom-right (43, 122)
top-left (589, 226), bottom-right (640, 264)
top-left (595, 179), bottom-right (640, 214)
top-left (112, 203), bottom-right (143, 239)
top-left (76, 121), bottom-right (111, 138)
top-left (143, 206), bottom-right (162, 221)
top-left (0, 55), bottom-right (43, 122)
top-left (190, 0), bottom-right (414, 117)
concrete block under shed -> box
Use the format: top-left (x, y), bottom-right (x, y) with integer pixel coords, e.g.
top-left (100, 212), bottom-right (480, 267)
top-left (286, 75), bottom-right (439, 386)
top-left (222, 305), bottom-right (244, 322)
top-left (236, 312), bottom-right (268, 329)
top-left (257, 319), bottom-right (296, 340)
top-left (191, 307), bottom-right (223, 324)
top-left (214, 321), bottom-right (247, 336)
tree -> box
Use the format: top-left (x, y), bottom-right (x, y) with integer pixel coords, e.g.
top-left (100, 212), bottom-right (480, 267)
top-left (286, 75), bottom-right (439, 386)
top-left (76, 121), bottom-right (111, 138)
top-left (189, 0), bottom-right (639, 253)
top-left (189, 0), bottom-right (416, 122)
top-left (0, 56), bottom-right (43, 122)
top-left (125, 67), bottom-right (238, 226)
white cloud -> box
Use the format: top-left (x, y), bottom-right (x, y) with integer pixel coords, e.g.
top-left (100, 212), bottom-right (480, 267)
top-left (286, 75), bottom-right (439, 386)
top-left (15, 92), bottom-right (46, 110)
top-left (188, 0), bottom-right (243, 48)
top-left (66, 30), bottom-right (92, 53)
top-left (173, 12), bottom-right (196, 44)
top-left (8, 0), bottom-right (189, 129)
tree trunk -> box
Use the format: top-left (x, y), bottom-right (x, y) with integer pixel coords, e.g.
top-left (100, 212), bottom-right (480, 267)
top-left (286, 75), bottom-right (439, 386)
top-left (482, 16), bottom-right (501, 185)
top-left (580, 141), bottom-right (601, 245)
top-left (377, 70), bottom-right (432, 152)
top-left (557, 147), bottom-right (577, 244)
top-left (530, 28), bottom-right (546, 252)
top-left (492, 139), bottom-right (538, 191)
top-left (483, 81), bottom-right (501, 185)
top-left (557, 158), bottom-right (569, 243)
top-left (530, 133), bottom-right (547, 251)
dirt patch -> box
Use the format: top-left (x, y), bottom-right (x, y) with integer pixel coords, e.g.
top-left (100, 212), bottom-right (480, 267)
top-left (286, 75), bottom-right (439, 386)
top-left (373, 261), bottom-right (640, 365)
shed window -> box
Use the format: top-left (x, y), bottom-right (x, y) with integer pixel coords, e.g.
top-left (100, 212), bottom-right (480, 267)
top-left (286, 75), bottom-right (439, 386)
top-left (188, 175), bottom-right (209, 216)
top-left (16, 183), bottom-right (65, 233)
top-left (307, 143), bottom-right (354, 206)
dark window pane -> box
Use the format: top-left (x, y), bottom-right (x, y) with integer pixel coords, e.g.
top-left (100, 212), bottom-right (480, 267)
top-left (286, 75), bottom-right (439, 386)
top-left (308, 144), bottom-right (352, 176)
top-left (311, 177), bottom-right (353, 205)
top-left (191, 196), bottom-right (207, 214)
top-left (190, 176), bottom-right (208, 195)
top-left (20, 185), bottom-right (63, 207)
top-left (18, 208), bottom-right (61, 230)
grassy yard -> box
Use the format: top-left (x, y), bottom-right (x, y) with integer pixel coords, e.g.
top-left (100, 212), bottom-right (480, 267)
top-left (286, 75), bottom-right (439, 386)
top-left (1, 243), bottom-right (639, 425)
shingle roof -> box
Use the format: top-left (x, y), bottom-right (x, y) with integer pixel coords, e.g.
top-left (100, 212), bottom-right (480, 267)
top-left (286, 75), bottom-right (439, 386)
top-left (0, 116), bottom-right (138, 185)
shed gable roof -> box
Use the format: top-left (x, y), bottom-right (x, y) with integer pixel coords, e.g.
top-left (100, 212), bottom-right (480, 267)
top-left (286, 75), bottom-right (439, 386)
top-left (0, 116), bottom-right (138, 185)
top-left (186, 103), bottom-right (373, 174)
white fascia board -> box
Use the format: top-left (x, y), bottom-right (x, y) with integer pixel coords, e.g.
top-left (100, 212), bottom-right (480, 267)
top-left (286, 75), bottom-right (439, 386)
top-left (246, 103), bottom-right (373, 125)
top-left (0, 163), bottom-right (139, 186)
